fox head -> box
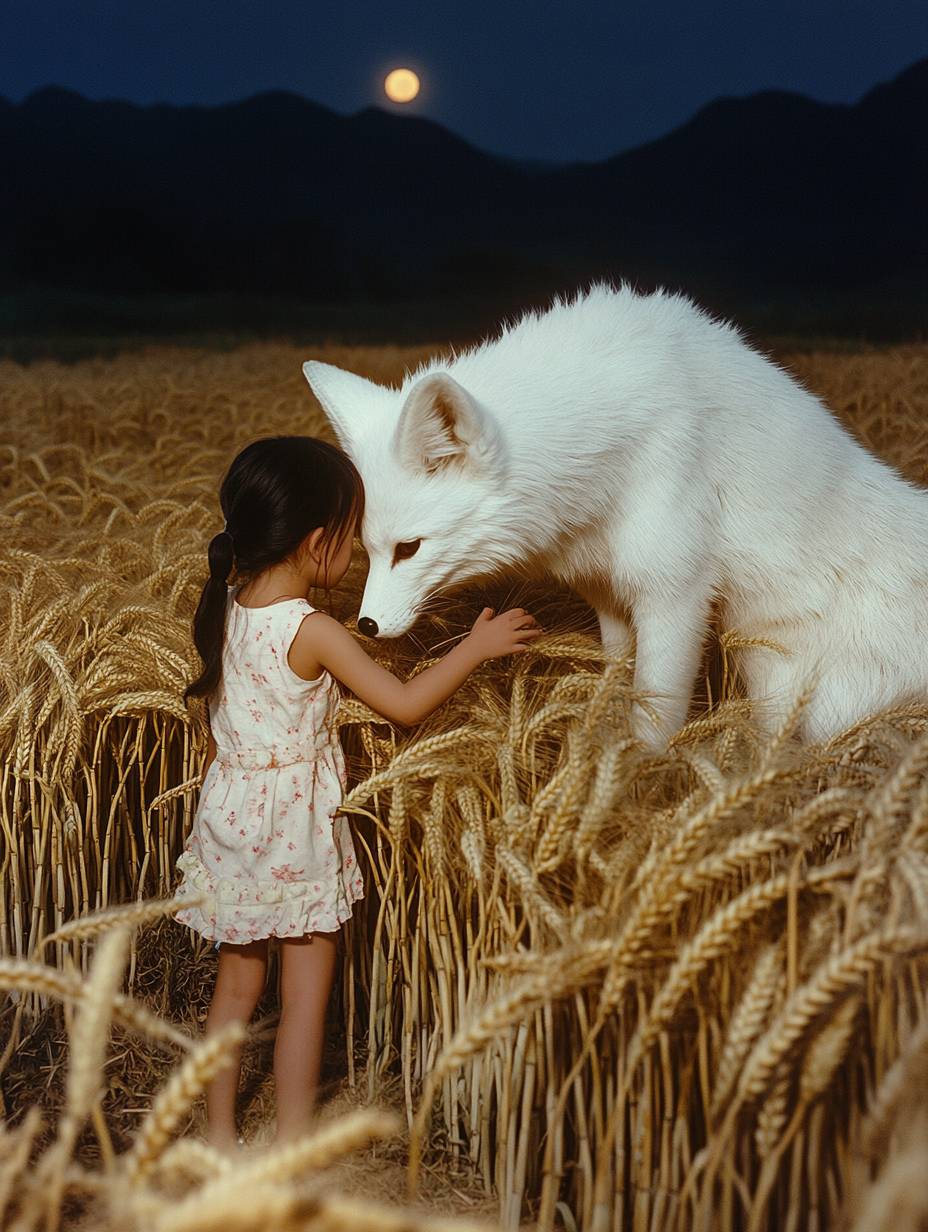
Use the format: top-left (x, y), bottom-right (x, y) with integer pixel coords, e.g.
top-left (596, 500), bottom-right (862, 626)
top-left (303, 361), bottom-right (516, 637)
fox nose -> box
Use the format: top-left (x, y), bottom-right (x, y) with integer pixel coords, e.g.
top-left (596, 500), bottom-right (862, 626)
top-left (358, 616), bottom-right (379, 638)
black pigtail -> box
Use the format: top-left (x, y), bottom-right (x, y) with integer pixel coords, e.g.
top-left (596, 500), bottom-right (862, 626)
top-left (184, 530), bottom-right (235, 701)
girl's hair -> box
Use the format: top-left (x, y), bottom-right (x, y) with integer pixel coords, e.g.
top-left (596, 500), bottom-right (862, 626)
top-left (184, 435), bottom-right (364, 702)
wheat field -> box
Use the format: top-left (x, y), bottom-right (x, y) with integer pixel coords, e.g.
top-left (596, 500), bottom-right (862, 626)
top-left (1, 336), bottom-right (927, 1231)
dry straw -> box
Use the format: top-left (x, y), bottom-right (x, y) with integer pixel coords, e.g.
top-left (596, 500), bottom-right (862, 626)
top-left (2, 340), bottom-right (928, 1229)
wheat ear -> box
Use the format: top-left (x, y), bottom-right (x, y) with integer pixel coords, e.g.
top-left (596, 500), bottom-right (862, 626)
top-left (711, 944), bottom-right (783, 1117)
top-left (125, 1020), bottom-right (248, 1184)
top-left (738, 927), bottom-right (928, 1106)
top-left (38, 893), bottom-right (207, 954)
top-left (35, 926), bottom-right (131, 1232)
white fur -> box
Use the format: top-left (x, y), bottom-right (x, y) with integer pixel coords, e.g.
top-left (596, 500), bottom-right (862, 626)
top-left (304, 281), bottom-right (928, 748)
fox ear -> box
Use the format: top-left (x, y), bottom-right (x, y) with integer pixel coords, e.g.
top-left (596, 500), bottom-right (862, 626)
top-left (395, 373), bottom-right (500, 474)
top-left (302, 361), bottom-right (381, 455)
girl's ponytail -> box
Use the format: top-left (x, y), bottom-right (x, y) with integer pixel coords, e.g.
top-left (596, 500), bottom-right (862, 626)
top-left (184, 529), bottom-right (235, 701)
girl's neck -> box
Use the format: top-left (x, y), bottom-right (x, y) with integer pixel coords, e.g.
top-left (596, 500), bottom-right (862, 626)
top-left (236, 564), bottom-right (313, 607)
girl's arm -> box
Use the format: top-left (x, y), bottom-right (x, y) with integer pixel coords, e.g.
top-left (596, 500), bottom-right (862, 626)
top-left (289, 607), bottom-right (542, 726)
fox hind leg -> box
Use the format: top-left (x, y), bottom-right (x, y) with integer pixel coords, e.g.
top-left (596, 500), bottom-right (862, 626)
top-left (737, 643), bottom-right (808, 740)
top-left (800, 661), bottom-right (901, 745)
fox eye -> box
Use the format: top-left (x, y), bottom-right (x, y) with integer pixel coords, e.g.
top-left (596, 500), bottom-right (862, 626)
top-left (393, 539), bottom-right (422, 565)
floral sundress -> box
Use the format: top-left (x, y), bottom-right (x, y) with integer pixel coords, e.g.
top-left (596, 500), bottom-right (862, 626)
top-left (173, 586), bottom-right (364, 944)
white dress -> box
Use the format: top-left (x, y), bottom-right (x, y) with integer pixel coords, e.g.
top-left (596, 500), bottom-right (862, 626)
top-left (173, 587), bottom-right (364, 944)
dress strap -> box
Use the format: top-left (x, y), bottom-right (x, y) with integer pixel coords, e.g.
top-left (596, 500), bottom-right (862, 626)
top-left (278, 600), bottom-right (328, 689)
top-left (281, 598), bottom-right (317, 642)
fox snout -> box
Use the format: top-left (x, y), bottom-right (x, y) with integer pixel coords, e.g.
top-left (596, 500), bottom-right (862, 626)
top-left (357, 574), bottom-right (421, 639)
top-left (356, 607), bottom-right (418, 638)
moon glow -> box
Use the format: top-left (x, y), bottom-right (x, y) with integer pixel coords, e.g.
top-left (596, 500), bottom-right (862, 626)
top-left (384, 68), bottom-right (420, 103)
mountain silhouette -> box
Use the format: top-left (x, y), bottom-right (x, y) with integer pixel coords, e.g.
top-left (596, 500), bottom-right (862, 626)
top-left (1, 59), bottom-right (925, 311)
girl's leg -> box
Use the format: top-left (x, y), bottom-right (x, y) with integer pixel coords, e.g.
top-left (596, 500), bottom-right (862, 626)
top-left (274, 930), bottom-right (339, 1142)
top-left (204, 937), bottom-right (269, 1148)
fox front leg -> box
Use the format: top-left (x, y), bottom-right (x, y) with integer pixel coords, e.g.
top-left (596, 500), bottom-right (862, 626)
top-left (629, 579), bottom-right (714, 750)
top-left (596, 610), bottom-right (634, 657)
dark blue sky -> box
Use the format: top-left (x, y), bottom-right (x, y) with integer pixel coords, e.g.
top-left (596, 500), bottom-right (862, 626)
top-left (2, 0), bottom-right (926, 162)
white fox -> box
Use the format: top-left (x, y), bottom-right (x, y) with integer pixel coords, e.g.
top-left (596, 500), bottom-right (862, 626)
top-left (303, 281), bottom-right (928, 749)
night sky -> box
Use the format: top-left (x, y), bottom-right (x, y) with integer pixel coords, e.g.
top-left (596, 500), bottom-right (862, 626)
top-left (2, 1), bottom-right (926, 163)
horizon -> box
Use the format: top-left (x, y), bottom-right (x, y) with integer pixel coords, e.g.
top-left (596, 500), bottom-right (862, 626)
top-left (6, 51), bottom-right (926, 170)
top-left (1, 0), bottom-right (926, 162)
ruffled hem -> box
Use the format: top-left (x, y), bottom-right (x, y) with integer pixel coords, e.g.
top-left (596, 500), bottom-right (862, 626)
top-left (172, 847), bottom-right (364, 943)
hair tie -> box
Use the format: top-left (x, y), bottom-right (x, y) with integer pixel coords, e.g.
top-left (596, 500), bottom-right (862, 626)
top-left (209, 525), bottom-right (235, 582)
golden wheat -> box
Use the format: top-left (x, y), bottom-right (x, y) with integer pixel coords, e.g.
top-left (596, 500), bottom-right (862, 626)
top-left (2, 340), bottom-right (927, 1229)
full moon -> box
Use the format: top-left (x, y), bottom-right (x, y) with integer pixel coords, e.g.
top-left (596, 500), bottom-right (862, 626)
top-left (384, 68), bottom-right (420, 103)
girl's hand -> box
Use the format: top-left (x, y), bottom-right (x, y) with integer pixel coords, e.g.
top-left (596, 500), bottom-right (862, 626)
top-left (292, 606), bottom-right (544, 728)
top-left (465, 607), bottom-right (543, 662)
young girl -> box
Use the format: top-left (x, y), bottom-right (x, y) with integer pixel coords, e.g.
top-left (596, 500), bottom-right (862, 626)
top-left (173, 434), bottom-right (542, 1150)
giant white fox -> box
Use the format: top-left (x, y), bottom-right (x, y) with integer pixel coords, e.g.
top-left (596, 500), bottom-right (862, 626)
top-left (304, 281), bottom-right (928, 748)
